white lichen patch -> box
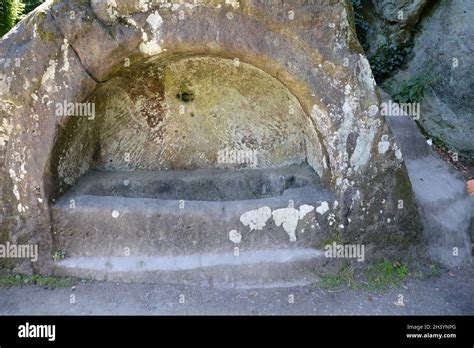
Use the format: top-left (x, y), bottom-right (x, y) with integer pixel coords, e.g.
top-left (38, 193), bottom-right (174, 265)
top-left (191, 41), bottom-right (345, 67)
top-left (342, 85), bottom-right (356, 120)
top-left (100, 0), bottom-right (118, 20)
top-left (225, 0), bottom-right (240, 9)
top-left (240, 206), bottom-right (272, 231)
top-left (228, 230), bottom-right (241, 244)
top-left (356, 54), bottom-right (376, 94)
top-left (139, 12), bottom-right (164, 56)
top-left (334, 7), bottom-right (349, 50)
top-left (392, 143), bottom-right (403, 160)
top-left (240, 203), bottom-right (315, 242)
top-left (378, 135), bottom-right (390, 155)
top-left (350, 127), bottom-right (376, 172)
top-left (8, 150), bottom-right (28, 212)
top-left (125, 18), bottom-right (137, 27)
top-left (0, 118), bottom-right (13, 146)
top-left (17, 203), bottom-right (26, 213)
top-left (41, 59), bottom-right (58, 93)
top-left (316, 201), bottom-right (329, 215)
top-left (140, 40), bottom-right (162, 55)
top-left (272, 205), bottom-right (315, 242)
top-left (12, 184), bottom-right (20, 200)
top-left (139, 0), bottom-right (150, 12)
top-left (0, 73), bottom-right (12, 96)
top-left (328, 213), bottom-right (336, 226)
top-left (368, 104), bottom-right (379, 117)
top-left (146, 11), bottom-right (163, 31)
top-left (299, 204), bottom-right (315, 219)
top-left (60, 39), bottom-right (70, 72)
top-left (272, 207), bottom-right (300, 242)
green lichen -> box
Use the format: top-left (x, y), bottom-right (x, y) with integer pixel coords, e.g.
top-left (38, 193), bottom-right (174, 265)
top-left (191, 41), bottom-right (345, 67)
top-left (32, 8), bottom-right (55, 41)
top-left (37, 27), bottom-right (54, 41)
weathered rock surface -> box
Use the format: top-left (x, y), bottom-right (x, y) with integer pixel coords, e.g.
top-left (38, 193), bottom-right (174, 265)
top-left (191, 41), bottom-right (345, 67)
top-left (352, 0), bottom-right (432, 80)
top-left (354, 0), bottom-right (474, 162)
top-left (0, 0), bottom-right (421, 280)
top-left (386, 0), bottom-right (474, 162)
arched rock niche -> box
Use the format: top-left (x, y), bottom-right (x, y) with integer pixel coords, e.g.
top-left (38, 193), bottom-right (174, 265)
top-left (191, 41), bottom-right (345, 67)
top-left (50, 55), bottom-right (326, 198)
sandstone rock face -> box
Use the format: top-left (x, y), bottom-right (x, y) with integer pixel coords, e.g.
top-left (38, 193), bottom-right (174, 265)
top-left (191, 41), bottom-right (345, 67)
top-left (0, 0), bottom-right (420, 275)
top-left (386, 0), bottom-right (474, 162)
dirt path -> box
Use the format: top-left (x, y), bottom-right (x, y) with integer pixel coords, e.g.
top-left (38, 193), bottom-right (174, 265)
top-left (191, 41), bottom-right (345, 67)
top-left (0, 265), bottom-right (472, 315)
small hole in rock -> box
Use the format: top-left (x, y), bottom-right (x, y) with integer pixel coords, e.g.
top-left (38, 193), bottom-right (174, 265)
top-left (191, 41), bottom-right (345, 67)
top-left (181, 92), bottom-right (193, 102)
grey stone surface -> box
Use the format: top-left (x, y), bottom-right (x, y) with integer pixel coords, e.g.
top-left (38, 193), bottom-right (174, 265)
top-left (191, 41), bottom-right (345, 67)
top-left (51, 168), bottom-right (335, 257)
top-left (383, 90), bottom-right (473, 266)
top-left (67, 165), bottom-right (322, 201)
top-left (52, 249), bottom-right (330, 288)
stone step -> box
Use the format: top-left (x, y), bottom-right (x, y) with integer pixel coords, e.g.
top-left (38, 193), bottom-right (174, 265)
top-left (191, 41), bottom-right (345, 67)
top-left (62, 165), bottom-right (323, 201)
top-left (52, 248), bottom-right (334, 288)
top-left (52, 166), bottom-right (337, 258)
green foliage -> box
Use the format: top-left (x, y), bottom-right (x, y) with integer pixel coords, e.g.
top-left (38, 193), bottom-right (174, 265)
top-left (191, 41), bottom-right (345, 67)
top-left (369, 42), bottom-right (413, 82)
top-left (0, 273), bottom-right (77, 288)
top-left (320, 261), bottom-right (359, 290)
top-left (52, 250), bottom-right (65, 262)
top-left (364, 260), bottom-right (408, 290)
top-left (22, 0), bottom-right (44, 14)
top-left (320, 259), bottom-right (410, 291)
top-left (396, 263), bottom-right (409, 279)
top-left (0, 0), bottom-right (25, 37)
top-left (0, 0), bottom-right (43, 37)
top-left (427, 263), bottom-right (442, 278)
